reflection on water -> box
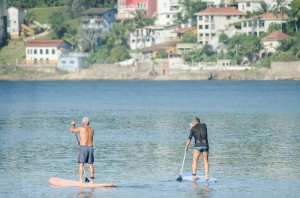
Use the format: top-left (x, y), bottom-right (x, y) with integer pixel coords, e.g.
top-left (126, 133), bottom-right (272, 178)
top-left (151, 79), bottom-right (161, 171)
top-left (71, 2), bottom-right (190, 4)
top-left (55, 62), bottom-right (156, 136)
top-left (0, 81), bottom-right (299, 198)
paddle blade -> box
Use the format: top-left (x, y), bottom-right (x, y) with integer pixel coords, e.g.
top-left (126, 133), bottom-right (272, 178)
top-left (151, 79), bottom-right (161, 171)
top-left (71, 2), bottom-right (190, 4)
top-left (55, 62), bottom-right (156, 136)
top-left (85, 177), bottom-right (90, 183)
top-left (176, 175), bottom-right (182, 181)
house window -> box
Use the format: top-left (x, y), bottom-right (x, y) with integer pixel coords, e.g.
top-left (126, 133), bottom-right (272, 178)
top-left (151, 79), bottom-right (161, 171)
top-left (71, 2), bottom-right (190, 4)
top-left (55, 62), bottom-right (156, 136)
top-left (205, 33), bottom-right (209, 37)
top-left (199, 25), bottom-right (203, 29)
top-left (40, 58), bottom-right (43, 64)
top-left (226, 16), bottom-right (231, 20)
top-left (46, 49), bottom-right (49, 54)
top-left (211, 24), bottom-right (215, 30)
top-left (211, 33), bottom-right (216, 37)
top-left (27, 49), bottom-right (30, 54)
top-left (70, 60), bottom-right (75, 64)
top-left (62, 61), bottom-right (66, 64)
top-left (34, 49), bottom-right (37, 54)
top-left (34, 58), bottom-right (37, 64)
top-left (200, 33), bottom-right (203, 36)
top-left (243, 21), bottom-right (247, 27)
top-left (132, 39), bottom-right (135, 43)
top-left (198, 16), bottom-right (202, 21)
top-left (166, 14), bottom-right (170, 18)
top-left (205, 25), bottom-right (209, 29)
top-left (247, 2), bottom-right (250, 7)
top-left (52, 49), bottom-right (56, 54)
top-left (40, 49), bottom-right (43, 54)
top-left (46, 58), bottom-right (49, 64)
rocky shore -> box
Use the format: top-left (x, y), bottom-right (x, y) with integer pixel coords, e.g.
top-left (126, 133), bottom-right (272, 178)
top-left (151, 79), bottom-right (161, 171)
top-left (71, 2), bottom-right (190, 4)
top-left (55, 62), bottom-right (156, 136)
top-left (0, 67), bottom-right (300, 81)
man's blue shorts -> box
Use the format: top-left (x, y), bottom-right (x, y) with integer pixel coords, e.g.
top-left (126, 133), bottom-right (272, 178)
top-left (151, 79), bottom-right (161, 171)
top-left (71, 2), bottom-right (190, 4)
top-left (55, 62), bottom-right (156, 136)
top-left (194, 146), bottom-right (209, 153)
top-left (78, 146), bottom-right (94, 163)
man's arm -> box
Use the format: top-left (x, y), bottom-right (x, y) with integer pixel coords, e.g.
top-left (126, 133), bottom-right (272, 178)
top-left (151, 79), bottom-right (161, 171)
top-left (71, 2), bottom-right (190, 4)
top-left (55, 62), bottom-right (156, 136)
top-left (70, 121), bottom-right (81, 133)
top-left (185, 138), bottom-right (191, 151)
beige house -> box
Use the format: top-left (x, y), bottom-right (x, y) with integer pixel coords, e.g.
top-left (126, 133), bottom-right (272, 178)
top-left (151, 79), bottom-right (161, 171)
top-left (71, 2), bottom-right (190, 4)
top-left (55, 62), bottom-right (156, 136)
top-left (7, 6), bottom-right (25, 39)
top-left (195, 7), bottom-right (246, 44)
top-left (240, 13), bottom-right (288, 37)
top-left (260, 31), bottom-right (291, 57)
top-left (25, 40), bottom-right (71, 65)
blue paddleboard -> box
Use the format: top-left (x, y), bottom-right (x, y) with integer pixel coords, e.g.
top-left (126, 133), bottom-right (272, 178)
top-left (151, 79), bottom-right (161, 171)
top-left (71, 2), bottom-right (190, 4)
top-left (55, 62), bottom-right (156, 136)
top-left (181, 172), bottom-right (217, 183)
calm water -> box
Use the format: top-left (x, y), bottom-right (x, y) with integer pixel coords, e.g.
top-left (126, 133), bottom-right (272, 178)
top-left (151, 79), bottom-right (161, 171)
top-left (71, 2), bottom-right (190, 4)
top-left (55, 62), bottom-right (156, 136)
top-left (0, 80), bottom-right (299, 198)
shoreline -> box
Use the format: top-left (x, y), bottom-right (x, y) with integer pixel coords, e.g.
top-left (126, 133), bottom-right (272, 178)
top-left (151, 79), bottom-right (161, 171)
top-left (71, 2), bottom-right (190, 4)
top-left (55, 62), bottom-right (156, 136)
top-left (1, 67), bottom-right (300, 81)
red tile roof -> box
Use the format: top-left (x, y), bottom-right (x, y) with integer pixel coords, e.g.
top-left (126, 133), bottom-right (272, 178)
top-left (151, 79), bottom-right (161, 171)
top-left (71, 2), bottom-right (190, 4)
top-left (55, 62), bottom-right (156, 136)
top-left (261, 31), bottom-right (291, 41)
top-left (174, 27), bottom-right (196, 34)
top-left (253, 13), bottom-right (288, 20)
top-left (195, 7), bottom-right (246, 15)
top-left (25, 40), bottom-right (66, 47)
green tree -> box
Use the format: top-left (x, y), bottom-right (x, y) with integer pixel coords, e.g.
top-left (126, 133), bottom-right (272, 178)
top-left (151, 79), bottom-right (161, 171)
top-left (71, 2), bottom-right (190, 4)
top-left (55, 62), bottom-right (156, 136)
top-left (272, 0), bottom-right (290, 30)
top-left (132, 10), bottom-right (155, 29)
top-left (24, 11), bottom-right (36, 25)
top-left (219, 32), bottom-right (229, 44)
top-left (179, 0), bottom-right (207, 26)
top-left (107, 45), bottom-right (130, 64)
top-left (180, 32), bottom-right (197, 43)
top-left (89, 44), bottom-right (110, 63)
top-left (49, 12), bottom-right (68, 39)
top-left (257, 2), bottom-right (270, 14)
top-left (156, 50), bottom-right (168, 58)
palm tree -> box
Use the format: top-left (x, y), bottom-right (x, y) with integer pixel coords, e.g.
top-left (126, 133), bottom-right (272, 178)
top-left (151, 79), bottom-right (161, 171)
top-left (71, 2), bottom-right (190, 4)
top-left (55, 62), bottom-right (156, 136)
top-left (288, 7), bottom-right (300, 33)
top-left (271, 0), bottom-right (289, 31)
top-left (257, 2), bottom-right (270, 14)
top-left (132, 10), bottom-right (155, 29)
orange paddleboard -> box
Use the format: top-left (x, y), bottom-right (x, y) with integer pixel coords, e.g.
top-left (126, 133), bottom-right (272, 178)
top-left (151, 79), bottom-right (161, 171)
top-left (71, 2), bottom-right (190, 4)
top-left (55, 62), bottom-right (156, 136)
top-left (49, 177), bottom-right (117, 187)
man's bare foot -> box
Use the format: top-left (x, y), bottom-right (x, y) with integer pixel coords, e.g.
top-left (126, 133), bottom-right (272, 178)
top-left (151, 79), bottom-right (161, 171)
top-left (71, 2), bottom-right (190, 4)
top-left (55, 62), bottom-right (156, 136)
top-left (205, 176), bottom-right (209, 180)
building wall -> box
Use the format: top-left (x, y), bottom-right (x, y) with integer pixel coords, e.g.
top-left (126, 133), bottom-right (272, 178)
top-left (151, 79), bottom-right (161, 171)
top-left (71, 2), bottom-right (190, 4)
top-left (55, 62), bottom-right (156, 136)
top-left (26, 47), bottom-right (61, 65)
top-left (0, 0), bottom-right (7, 43)
top-left (240, 18), bottom-right (287, 36)
top-left (155, 0), bottom-right (181, 26)
top-left (238, 2), bottom-right (262, 13)
top-left (197, 14), bottom-right (244, 44)
top-left (7, 7), bottom-right (25, 39)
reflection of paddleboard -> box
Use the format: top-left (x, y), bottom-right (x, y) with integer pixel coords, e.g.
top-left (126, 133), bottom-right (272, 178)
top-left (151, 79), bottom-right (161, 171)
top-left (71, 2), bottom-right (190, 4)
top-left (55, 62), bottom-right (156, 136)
top-left (49, 177), bottom-right (118, 187)
top-left (181, 172), bottom-right (217, 183)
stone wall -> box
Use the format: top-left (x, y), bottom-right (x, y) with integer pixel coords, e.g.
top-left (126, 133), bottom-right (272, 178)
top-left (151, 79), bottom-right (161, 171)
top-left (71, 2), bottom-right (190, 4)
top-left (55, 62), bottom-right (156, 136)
top-left (271, 62), bottom-right (300, 71)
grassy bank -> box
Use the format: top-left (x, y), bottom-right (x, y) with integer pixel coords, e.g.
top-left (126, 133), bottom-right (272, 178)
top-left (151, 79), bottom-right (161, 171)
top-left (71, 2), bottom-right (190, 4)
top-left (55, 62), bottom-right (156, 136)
top-left (29, 6), bottom-right (72, 24)
top-left (0, 40), bottom-right (25, 65)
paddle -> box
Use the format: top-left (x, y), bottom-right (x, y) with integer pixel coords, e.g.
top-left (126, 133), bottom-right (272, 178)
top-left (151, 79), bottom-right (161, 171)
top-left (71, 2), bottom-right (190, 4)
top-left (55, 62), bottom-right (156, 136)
top-left (75, 133), bottom-right (90, 183)
top-left (176, 150), bottom-right (187, 181)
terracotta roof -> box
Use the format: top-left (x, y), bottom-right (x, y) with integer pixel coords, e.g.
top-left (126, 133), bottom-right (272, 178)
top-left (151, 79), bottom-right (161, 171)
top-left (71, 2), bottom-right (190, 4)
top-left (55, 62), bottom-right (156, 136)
top-left (195, 7), bottom-right (246, 15)
top-left (25, 39), bottom-right (67, 47)
top-left (174, 27), bottom-right (196, 34)
top-left (253, 13), bottom-right (288, 20)
top-left (261, 31), bottom-right (291, 41)
top-left (82, 8), bottom-right (115, 15)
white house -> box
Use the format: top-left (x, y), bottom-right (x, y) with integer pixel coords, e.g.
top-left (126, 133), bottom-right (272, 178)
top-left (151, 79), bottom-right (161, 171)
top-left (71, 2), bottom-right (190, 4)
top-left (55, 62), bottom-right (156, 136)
top-left (58, 53), bottom-right (89, 72)
top-left (195, 7), bottom-right (246, 44)
top-left (202, 0), bottom-right (232, 7)
top-left (240, 13), bottom-right (288, 36)
top-left (7, 6), bottom-right (24, 39)
top-left (129, 24), bottom-right (177, 50)
top-left (260, 30), bottom-right (291, 57)
top-left (25, 39), bottom-right (71, 65)
top-left (236, 0), bottom-right (265, 13)
top-left (155, 0), bottom-right (182, 26)
top-left (0, 0), bottom-right (7, 44)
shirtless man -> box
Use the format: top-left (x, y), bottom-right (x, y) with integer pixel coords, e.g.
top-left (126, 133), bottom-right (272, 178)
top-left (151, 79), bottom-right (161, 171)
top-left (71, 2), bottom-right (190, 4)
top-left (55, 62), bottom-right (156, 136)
top-left (185, 117), bottom-right (209, 181)
top-left (70, 117), bottom-right (95, 183)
